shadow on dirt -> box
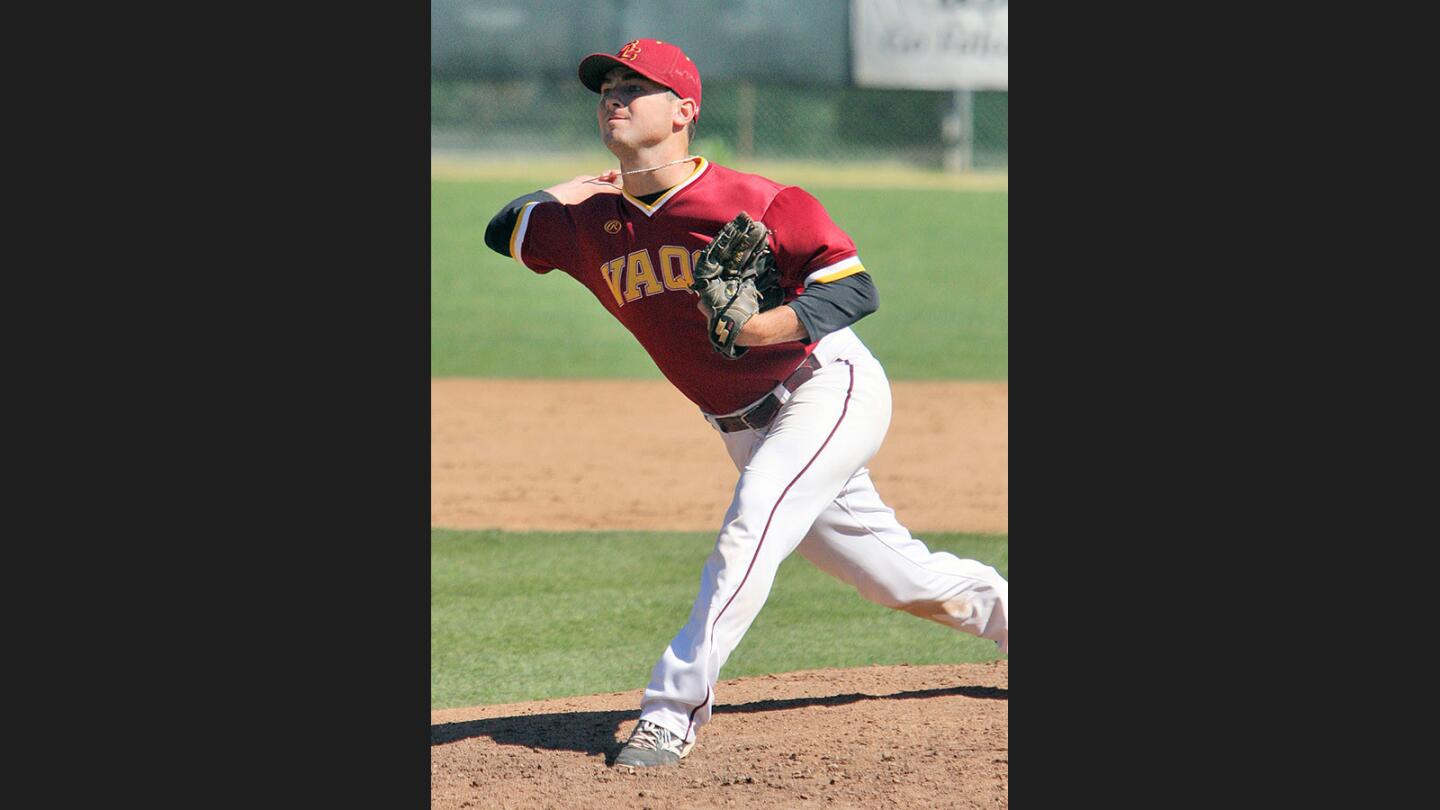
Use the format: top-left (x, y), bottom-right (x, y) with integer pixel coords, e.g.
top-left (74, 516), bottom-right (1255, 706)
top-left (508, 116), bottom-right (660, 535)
top-left (431, 684), bottom-right (1006, 763)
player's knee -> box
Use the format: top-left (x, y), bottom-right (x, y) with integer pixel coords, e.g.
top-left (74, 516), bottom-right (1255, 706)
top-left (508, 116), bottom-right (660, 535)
top-left (889, 569), bottom-right (1007, 624)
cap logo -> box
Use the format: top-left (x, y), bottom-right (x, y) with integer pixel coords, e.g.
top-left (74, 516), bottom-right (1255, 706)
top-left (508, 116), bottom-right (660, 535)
top-left (618, 40), bottom-right (642, 61)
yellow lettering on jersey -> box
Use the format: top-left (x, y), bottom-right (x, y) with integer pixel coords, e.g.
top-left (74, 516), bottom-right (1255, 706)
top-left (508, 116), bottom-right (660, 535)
top-left (658, 245), bottom-right (693, 290)
top-left (601, 258), bottom-right (626, 306)
top-left (624, 249), bottom-right (664, 301)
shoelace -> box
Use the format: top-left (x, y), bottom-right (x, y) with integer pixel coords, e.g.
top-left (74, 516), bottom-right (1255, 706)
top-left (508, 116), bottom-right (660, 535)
top-left (627, 721), bottom-right (675, 752)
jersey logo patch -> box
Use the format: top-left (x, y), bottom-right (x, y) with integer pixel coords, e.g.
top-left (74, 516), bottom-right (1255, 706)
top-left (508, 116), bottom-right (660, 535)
top-left (604, 219), bottom-right (622, 234)
top-left (618, 40), bottom-right (641, 61)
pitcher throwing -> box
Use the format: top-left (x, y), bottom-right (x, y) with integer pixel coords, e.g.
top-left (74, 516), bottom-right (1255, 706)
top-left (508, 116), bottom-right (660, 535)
top-left (481, 38), bottom-right (1009, 769)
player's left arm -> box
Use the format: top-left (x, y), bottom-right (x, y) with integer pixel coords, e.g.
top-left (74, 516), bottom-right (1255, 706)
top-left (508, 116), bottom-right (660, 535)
top-left (736, 186), bottom-right (879, 347)
top-left (736, 273), bottom-right (877, 346)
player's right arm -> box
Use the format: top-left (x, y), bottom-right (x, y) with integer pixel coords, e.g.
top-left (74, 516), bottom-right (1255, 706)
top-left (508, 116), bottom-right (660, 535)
top-left (483, 190), bottom-right (558, 257)
top-left (483, 172), bottom-right (623, 269)
top-left (541, 170), bottom-right (622, 205)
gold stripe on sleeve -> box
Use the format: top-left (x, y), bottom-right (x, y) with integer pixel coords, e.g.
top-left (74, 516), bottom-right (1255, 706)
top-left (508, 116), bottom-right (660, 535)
top-left (811, 262), bottom-right (866, 284)
top-left (509, 201), bottom-right (538, 261)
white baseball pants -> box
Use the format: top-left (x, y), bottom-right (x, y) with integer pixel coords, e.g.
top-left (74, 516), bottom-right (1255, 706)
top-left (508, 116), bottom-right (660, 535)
top-left (638, 330), bottom-right (1009, 743)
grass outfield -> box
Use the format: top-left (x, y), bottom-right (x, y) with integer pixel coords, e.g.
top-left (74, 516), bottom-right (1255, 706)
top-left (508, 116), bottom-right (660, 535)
top-left (432, 529), bottom-right (1007, 709)
top-left (432, 179), bottom-right (1007, 380)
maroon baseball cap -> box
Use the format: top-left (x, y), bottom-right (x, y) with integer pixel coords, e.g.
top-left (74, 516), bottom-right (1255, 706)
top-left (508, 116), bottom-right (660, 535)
top-left (578, 38), bottom-right (702, 118)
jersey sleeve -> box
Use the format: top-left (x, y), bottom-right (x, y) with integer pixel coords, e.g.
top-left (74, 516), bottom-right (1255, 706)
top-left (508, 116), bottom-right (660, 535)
top-left (485, 190), bottom-right (556, 257)
top-left (761, 186), bottom-right (864, 290)
top-left (507, 198), bottom-right (579, 275)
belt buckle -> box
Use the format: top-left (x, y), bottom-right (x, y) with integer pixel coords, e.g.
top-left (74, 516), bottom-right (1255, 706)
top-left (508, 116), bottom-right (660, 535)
top-left (740, 409), bottom-right (761, 432)
top-left (740, 394), bottom-right (778, 431)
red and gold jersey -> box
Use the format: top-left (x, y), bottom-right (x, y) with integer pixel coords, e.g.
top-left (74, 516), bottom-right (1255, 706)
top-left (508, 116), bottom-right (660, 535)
top-left (507, 157), bottom-right (865, 414)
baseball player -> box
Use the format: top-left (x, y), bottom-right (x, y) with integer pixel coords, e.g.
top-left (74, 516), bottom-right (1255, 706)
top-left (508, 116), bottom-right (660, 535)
top-left (481, 38), bottom-right (1008, 770)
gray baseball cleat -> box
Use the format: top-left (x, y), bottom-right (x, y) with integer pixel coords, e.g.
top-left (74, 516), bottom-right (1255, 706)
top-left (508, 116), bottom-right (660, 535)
top-left (614, 719), bottom-right (695, 769)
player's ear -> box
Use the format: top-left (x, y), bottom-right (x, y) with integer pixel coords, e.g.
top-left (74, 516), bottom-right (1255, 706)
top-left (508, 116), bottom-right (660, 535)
top-left (673, 97), bottom-right (697, 130)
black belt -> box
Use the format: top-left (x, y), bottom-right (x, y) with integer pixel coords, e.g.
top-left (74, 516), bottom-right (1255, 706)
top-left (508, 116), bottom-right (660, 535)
top-left (712, 355), bottom-right (823, 433)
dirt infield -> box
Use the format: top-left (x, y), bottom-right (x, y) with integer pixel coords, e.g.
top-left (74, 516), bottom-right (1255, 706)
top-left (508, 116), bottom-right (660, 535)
top-left (431, 379), bottom-right (1007, 533)
top-left (431, 661), bottom-right (1008, 809)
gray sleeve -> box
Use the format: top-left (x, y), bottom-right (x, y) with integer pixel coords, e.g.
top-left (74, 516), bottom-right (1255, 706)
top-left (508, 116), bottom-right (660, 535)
top-left (483, 190), bottom-right (558, 256)
top-left (786, 272), bottom-right (879, 343)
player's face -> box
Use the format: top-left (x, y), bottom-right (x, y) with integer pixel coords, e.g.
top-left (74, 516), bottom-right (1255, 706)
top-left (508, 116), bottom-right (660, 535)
top-left (598, 69), bottom-right (680, 150)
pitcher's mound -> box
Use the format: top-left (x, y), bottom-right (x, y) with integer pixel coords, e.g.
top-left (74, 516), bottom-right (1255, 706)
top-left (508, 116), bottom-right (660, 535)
top-left (432, 661), bottom-right (1008, 808)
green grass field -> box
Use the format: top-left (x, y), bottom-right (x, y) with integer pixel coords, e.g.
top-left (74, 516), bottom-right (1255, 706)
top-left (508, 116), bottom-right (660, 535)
top-left (432, 529), bottom-right (1007, 709)
top-left (431, 179), bottom-right (1007, 380)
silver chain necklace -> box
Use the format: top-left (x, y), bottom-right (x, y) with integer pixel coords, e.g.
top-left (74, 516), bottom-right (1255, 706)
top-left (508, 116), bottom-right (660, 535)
top-left (590, 155), bottom-right (698, 190)
top-left (621, 155), bottom-right (698, 175)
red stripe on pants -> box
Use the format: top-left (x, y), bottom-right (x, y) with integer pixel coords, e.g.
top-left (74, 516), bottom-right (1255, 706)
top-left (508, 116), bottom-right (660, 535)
top-left (685, 360), bottom-right (856, 740)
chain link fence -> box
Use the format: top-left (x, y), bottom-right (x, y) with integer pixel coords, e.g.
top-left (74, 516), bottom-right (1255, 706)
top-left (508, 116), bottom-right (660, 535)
top-left (432, 76), bottom-right (1007, 170)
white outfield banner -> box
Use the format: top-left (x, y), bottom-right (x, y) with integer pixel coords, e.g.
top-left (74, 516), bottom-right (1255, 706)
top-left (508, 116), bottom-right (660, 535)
top-left (852, 0), bottom-right (1009, 90)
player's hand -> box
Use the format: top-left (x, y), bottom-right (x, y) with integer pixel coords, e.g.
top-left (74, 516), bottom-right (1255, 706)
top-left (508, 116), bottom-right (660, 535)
top-left (544, 171), bottom-right (623, 204)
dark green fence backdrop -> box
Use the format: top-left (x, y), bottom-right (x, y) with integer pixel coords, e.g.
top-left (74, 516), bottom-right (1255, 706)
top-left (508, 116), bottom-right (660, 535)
top-left (431, 0), bottom-right (1008, 169)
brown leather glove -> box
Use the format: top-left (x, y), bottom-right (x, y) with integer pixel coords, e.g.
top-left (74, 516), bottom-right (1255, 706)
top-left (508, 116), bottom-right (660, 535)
top-left (690, 212), bottom-right (782, 359)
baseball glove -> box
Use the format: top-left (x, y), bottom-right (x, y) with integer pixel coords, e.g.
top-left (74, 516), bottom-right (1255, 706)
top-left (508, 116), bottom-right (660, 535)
top-left (690, 212), bottom-right (784, 359)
